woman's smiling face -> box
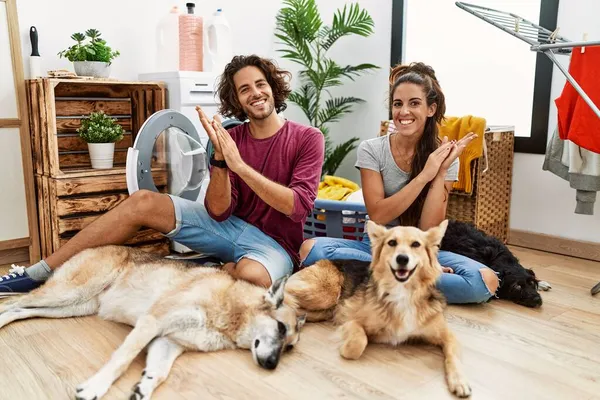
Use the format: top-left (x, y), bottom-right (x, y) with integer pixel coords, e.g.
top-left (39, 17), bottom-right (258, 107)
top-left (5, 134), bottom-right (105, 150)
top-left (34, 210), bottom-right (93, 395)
top-left (392, 82), bottom-right (437, 139)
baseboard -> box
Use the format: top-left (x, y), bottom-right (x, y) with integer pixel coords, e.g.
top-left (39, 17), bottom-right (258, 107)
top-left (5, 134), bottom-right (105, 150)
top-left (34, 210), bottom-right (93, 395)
top-left (0, 238), bottom-right (31, 268)
top-left (508, 229), bottom-right (600, 262)
top-left (0, 237), bottom-right (29, 251)
top-left (0, 245), bottom-right (30, 267)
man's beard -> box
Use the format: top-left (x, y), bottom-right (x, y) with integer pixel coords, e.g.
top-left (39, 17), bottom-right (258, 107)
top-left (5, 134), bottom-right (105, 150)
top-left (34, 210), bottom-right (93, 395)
top-left (244, 98), bottom-right (275, 120)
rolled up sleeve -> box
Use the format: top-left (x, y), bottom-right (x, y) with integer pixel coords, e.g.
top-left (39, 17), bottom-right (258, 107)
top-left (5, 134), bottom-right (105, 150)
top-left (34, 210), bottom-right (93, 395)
top-left (288, 129), bottom-right (325, 222)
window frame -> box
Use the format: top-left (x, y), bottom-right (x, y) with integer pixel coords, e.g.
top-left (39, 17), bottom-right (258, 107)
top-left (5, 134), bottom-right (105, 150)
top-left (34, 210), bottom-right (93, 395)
top-left (390, 0), bottom-right (561, 154)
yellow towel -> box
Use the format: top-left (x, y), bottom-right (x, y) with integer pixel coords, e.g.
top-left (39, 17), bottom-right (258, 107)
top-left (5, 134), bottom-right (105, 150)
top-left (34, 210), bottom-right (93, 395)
top-left (317, 175), bottom-right (360, 201)
top-left (438, 115), bottom-right (486, 194)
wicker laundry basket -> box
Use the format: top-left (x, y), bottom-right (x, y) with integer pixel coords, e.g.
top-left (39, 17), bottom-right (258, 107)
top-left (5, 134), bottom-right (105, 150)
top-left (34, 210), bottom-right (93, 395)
top-left (444, 130), bottom-right (514, 242)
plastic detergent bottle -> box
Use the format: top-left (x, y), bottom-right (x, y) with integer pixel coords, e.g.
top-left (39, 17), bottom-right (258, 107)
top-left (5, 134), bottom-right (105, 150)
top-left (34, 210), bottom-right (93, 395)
top-left (178, 2), bottom-right (204, 71)
top-left (156, 6), bottom-right (181, 71)
top-left (205, 8), bottom-right (233, 74)
top-left (155, 3), bottom-right (204, 72)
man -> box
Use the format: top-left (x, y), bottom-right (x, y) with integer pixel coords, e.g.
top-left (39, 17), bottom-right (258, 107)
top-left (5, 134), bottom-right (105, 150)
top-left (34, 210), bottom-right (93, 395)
top-left (0, 54), bottom-right (325, 294)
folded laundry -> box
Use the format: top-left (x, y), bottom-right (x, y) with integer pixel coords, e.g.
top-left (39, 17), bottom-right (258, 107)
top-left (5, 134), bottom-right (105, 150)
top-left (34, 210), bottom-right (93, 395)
top-left (317, 175), bottom-right (360, 201)
top-left (439, 115), bottom-right (486, 194)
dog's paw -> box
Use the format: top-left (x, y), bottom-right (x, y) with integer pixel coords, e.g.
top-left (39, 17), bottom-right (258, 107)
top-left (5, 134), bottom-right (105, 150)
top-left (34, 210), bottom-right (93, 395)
top-left (129, 377), bottom-right (154, 400)
top-left (447, 374), bottom-right (472, 398)
top-left (339, 340), bottom-right (366, 360)
top-left (537, 280), bottom-right (552, 291)
top-left (129, 382), bottom-right (145, 400)
top-left (75, 377), bottom-right (110, 400)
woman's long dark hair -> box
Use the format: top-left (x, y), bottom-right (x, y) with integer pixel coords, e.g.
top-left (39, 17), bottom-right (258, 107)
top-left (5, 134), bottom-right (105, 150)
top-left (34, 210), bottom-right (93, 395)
top-left (389, 62), bottom-right (446, 227)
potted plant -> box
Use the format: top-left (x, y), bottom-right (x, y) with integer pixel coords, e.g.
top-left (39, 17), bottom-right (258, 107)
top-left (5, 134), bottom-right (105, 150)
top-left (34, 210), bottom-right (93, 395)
top-left (77, 111), bottom-right (124, 169)
top-left (58, 29), bottom-right (120, 78)
top-left (275, 0), bottom-right (379, 176)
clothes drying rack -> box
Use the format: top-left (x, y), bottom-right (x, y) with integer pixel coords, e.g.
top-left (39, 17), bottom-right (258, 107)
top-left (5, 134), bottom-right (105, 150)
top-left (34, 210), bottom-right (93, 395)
top-left (456, 1), bottom-right (600, 120)
top-left (455, 2), bottom-right (600, 296)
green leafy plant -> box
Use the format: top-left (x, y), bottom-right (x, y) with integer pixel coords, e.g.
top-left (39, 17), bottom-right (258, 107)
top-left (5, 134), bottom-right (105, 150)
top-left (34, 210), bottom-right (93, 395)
top-left (77, 111), bottom-right (124, 143)
top-left (58, 29), bottom-right (120, 64)
top-left (275, 0), bottom-right (379, 176)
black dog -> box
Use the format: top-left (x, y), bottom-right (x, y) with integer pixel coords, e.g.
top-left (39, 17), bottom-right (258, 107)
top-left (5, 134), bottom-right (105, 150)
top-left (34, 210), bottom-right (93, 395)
top-left (440, 220), bottom-right (551, 308)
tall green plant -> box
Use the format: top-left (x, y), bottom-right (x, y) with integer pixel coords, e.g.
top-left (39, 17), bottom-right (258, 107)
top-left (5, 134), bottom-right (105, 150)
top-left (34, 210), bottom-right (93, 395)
top-left (275, 0), bottom-right (379, 176)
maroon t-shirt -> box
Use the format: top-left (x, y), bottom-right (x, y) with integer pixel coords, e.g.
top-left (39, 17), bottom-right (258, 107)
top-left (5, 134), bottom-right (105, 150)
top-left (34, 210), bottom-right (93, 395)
top-left (204, 120), bottom-right (324, 268)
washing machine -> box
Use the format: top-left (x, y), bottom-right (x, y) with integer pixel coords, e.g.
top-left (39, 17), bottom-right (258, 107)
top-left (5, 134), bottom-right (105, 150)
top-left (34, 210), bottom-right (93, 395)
top-left (128, 71), bottom-right (242, 254)
top-left (125, 109), bottom-right (242, 255)
top-left (138, 71), bottom-right (221, 147)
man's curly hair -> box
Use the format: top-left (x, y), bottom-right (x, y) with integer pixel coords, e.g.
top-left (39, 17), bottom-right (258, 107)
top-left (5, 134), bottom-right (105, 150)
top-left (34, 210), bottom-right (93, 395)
top-left (216, 55), bottom-right (292, 121)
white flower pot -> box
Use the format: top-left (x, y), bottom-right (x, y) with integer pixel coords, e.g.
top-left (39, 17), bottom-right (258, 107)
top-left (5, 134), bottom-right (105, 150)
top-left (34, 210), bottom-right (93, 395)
top-left (74, 61), bottom-right (111, 78)
top-left (88, 143), bottom-right (115, 169)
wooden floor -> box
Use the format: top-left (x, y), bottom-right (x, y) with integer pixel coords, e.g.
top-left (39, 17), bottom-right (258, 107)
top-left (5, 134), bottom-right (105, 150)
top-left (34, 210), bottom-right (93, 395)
top-left (1, 246), bottom-right (599, 400)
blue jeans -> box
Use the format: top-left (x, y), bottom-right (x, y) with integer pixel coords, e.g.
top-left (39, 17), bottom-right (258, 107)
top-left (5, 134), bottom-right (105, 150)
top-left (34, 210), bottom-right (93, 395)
top-left (164, 195), bottom-right (294, 282)
top-left (302, 235), bottom-right (496, 304)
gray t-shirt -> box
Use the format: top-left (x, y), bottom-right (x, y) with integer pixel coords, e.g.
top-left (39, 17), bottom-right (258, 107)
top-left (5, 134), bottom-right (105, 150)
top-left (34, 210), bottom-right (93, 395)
top-left (354, 134), bottom-right (459, 226)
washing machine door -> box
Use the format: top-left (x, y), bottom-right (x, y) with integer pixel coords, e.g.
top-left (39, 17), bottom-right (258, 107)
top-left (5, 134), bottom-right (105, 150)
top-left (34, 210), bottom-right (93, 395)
top-left (126, 109), bottom-right (208, 201)
top-left (126, 110), bottom-right (244, 201)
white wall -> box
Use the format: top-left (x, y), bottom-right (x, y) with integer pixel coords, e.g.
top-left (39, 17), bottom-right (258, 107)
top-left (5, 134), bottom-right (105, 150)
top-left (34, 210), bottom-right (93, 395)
top-left (1, 2), bottom-right (18, 120)
top-left (510, 0), bottom-right (600, 242)
top-left (0, 129), bottom-right (29, 241)
top-left (16, 0), bottom-right (391, 183)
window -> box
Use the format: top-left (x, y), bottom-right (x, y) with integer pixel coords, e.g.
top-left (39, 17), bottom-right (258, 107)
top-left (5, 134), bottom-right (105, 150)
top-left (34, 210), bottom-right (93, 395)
top-left (391, 0), bottom-right (560, 153)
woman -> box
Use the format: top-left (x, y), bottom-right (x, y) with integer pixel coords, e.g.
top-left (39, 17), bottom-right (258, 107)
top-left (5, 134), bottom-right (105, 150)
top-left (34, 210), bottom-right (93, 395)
top-left (300, 62), bottom-right (499, 304)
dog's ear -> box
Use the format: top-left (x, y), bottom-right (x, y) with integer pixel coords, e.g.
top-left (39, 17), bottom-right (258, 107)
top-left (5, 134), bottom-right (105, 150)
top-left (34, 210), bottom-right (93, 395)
top-left (297, 314), bottom-right (307, 329)
top-left (525, 268), bottom-right (536, 278)
top-left (366, 220), bottom-right (387, 243)
top-left (426, 219), bottom-right (448, 247)
top-left (265, 275), bottom-right (288, 309)
top-left (367, 220), bottom-right (387, 266)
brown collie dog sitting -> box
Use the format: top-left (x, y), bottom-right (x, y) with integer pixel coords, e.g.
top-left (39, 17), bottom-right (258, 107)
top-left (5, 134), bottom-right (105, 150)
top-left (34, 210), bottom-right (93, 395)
top-left (285, 219), bottom-right (471, 398)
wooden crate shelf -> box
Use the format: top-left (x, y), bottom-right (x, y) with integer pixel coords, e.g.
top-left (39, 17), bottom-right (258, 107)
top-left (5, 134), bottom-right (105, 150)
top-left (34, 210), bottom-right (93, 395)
top-left (26, 79), bottom-right (166, 177)
top-left (35, 171), bottom-right (170, 259)
top-left (25, 79), bottom-right (172, 259)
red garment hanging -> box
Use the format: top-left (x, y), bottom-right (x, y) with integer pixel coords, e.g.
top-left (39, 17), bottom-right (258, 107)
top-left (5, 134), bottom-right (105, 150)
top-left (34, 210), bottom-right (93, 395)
top-left (555, 46), bottom-right (600, 154)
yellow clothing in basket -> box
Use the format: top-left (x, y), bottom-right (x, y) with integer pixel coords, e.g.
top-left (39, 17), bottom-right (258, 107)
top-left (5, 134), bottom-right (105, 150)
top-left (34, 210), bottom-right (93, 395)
top-left (438, 115), bottom-right (486, 194)
top-left (317, 175), bottom-right (360, 201)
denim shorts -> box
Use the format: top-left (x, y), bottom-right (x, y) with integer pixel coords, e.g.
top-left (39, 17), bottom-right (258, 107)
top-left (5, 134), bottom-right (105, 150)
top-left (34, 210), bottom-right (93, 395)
top-left (164, 194), bottom-right (293, 282)
top-left (302, 234), bottom-right (496, 304)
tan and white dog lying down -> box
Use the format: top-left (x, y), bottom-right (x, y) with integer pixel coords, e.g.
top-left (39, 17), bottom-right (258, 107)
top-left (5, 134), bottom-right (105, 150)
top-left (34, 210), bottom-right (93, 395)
top-left (285, 220), bottom-right (472, 398)
top-left (0, 246), bottom-right (304, 400)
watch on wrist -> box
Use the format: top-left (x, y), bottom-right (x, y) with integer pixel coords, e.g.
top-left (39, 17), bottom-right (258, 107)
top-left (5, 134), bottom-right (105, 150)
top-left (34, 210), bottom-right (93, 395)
top-left (210, 154), bottom-right (227, 169)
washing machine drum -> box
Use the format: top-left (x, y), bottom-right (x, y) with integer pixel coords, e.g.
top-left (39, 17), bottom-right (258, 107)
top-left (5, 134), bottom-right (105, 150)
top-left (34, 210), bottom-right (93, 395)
top-left (126, 110), bottom-right (242, 201)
